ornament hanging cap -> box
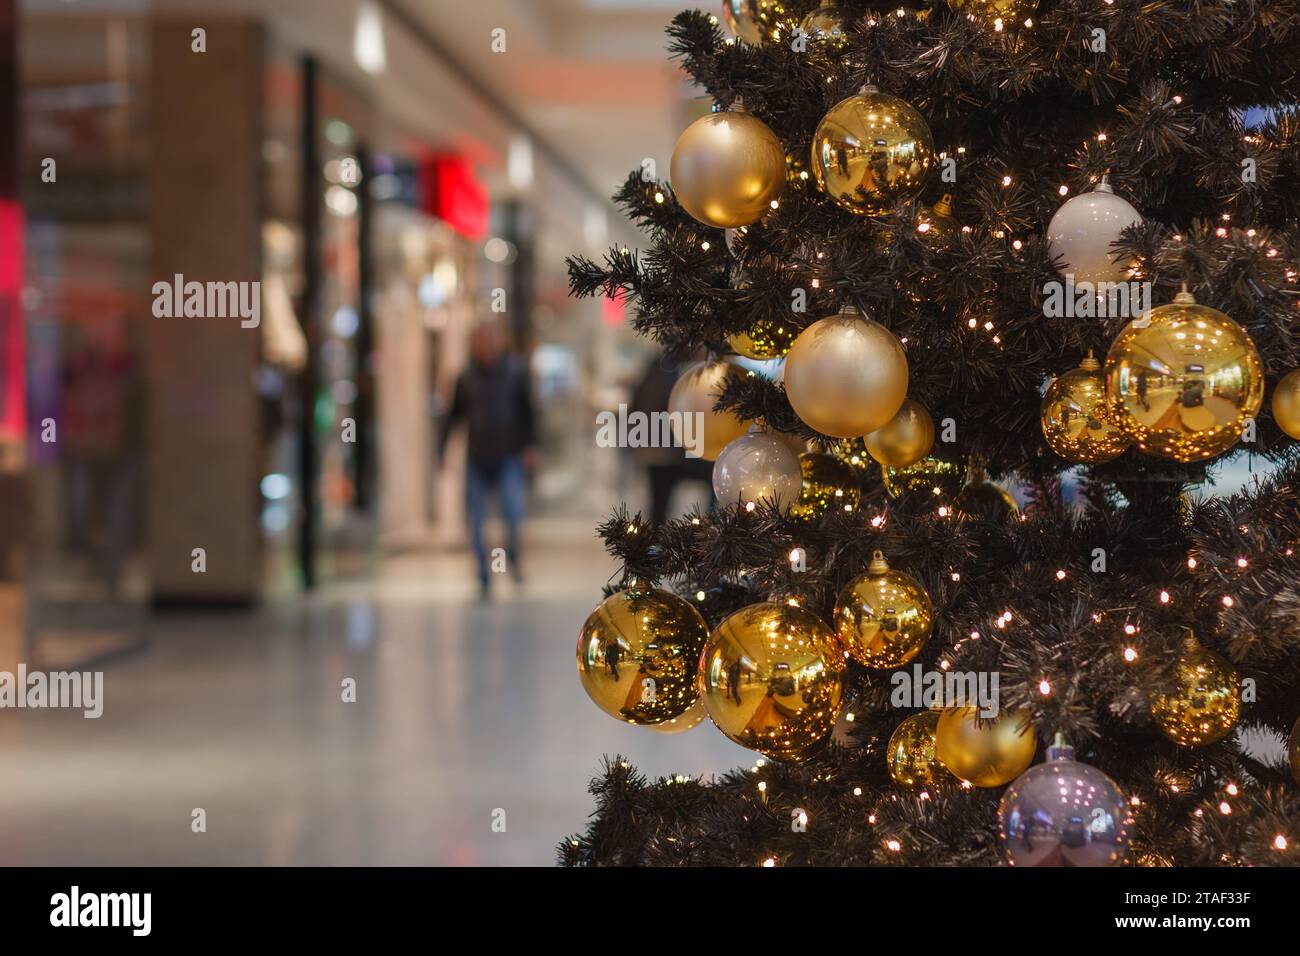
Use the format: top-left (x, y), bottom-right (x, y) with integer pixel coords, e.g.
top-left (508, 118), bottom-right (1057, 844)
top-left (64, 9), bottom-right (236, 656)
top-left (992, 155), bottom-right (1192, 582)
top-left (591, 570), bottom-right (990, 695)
top-left (840, 303), bottom-right (863, 317)
top-left (1047, 731), bottom-right (1075, 761)
top-left (933, 194), bottom-right (954, 217)
top-left (1078, 350), bottom-right (1100, 371)
top-left (868, 550), bottom-right (890, 574)
top-left (860, 83), bottom-right (880, 94)
top-left (1095, 173), bottom-right (1114, 195)
top-left (1174, 282), bottom-right (1196, 306)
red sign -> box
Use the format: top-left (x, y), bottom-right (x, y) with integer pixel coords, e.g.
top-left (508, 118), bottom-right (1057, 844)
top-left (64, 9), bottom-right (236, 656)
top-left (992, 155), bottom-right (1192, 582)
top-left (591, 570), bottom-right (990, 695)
top-left (422, 155), bottom-right (488, 240)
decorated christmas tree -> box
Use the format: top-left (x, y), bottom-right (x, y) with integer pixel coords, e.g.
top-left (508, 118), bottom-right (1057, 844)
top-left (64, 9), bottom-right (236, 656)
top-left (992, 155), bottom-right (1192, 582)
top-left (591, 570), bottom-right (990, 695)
top-left (562, 0), bottom-right (1300, 867)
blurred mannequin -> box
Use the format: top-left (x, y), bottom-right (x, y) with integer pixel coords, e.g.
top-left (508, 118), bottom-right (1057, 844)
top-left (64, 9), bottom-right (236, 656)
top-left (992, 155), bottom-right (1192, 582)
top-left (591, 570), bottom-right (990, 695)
top-left (439, 321), bottom-right (538, 598)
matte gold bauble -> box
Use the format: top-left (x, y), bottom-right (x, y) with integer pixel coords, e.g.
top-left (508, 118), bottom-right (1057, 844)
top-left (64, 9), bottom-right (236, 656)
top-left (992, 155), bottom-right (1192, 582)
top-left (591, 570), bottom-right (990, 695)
top-left (1041, 353), bottom-right (1131, 463)
top-left (721, 0), bottom-right (778, 44)
top-left (810, 85), bottom-right (935, 216)
top-left (668, 360), bottom-right (750, 460)
top-left (789, 451), bottom-right (860, 520)
top-left (883, 456), bottom-right (966, 499)
top-left (698, 601), bottom-right (844, 760)
top-left (576, 582), bottom-right (710, 725)
top-left (784, 305), bottom-right (909, 437)
top-left (948, 0), bottom-right (1037, 28)
top-left (935, 707), bottom-right (1037, 788)
top-left (1150, 638), bottom-right (1240, 746)
top-left (957, 476), bottom-right (1020, 523)
top-left (1289, 714), bottom-right (1300, 785)
top-left (887, 711), bottom-right (951, 789)
top-left (671, 109), bottom-right (786, 229)
top-left (865, 398), bottom-right (935, 468)
top-left (1104, 291), bottom-right (1264, 463)
top-left (833, 550), bottom-right (933, 669)
top-left (1271, 368), bottom-right (1300, 439)
top-left (729, 315), bottom-right (798, 360)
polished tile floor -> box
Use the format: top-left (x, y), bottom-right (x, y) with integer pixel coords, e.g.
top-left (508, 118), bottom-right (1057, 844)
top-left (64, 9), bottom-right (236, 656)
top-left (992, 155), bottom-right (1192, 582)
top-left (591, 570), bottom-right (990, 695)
top-left (0, 515), bottom-right (752, 866)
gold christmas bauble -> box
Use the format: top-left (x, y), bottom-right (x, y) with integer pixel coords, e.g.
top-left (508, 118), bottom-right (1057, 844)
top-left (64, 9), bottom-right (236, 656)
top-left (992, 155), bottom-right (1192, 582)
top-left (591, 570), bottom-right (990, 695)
top-left (698, 601), bottom-right (845, 760)
top-left (576, 582), bottom-right (710, 725)
top-left (646, 699), bottom-right (707, 734)
top-left (1150, 638), bottom-right (1240, 747)
top-left (721, 0), bottom-right (778, 44)
top-left (1271, 368), bottom-right (1300, 439)
top-left (810, 85), bottom-right (935, 216)
top-left (668, 360), bottom-right (750, 460)
top-left (883, 456), bottom-right (966, 499)
top-left (957, 477), bottom-right (1020, 523)
top-left (935, 707), bottom-right (1037, 788)
top-left (833, 550), bottom-right (933, 669)
top-left (887, 711), bottom-right (951, 789)
top-left (825, 437), bottom-right (874, 479)
top-left (729, 315), bottom-right (798, 360)
top-left (865, 398), bottom-right (935, 468)
top-left (784, 305), bottom-right (909, 437)
top-left (789, 451), bottom-right (860, 520)
top-left (1042, 353), bottom-right (1131, 463)
top-left (948, 0), bottom-right (1036, 28)
top-left (1289, 714), bottom-right (1300, 785)
top-left (1104, 291), bottom-right (1264, 463)
top-left (671, 109), bottom-right (786, 229)
top-left (800, 6), bottom-right (849, 45)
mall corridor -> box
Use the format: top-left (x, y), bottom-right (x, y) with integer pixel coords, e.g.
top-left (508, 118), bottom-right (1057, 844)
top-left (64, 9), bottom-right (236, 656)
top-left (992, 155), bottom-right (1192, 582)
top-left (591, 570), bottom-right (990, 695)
top-left (0, 512), bottom-right (752, 866)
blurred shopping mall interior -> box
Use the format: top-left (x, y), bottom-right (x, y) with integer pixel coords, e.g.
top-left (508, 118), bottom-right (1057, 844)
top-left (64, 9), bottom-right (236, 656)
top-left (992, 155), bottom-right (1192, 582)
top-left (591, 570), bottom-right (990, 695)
top-left (0, 0), bottom-right (1276, 865)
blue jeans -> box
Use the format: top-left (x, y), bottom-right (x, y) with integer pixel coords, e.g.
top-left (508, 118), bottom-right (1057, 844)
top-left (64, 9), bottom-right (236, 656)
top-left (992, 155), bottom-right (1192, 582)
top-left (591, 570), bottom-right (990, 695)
top-left (466, 456), bottom-right (525, 586)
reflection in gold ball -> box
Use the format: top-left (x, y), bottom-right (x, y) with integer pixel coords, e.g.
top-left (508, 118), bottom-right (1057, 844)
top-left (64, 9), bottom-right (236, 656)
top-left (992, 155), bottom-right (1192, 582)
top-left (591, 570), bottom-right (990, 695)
top-left (729, 315), bottom-right (799, 360)
top-left (1271, 368), bottom-right (1300, 440)
top-left (698, 602), bottom-right (844, 760)
top-left (887, 711), bottom-right (950, 789)
top-left (1104, 291), bottom-right (1263, 463)
top-left (784, 305), bottom-right (909, 437)
top-left (865, 398), bottom-right (935, 468)
top-left (833, 550), bottom-right (932, 669)
top-left (671, 110), bottom-right (786, 229)
top-left (949, 0), bottom-right (1037, 27)
top-left (810, 85), bottom-right (934, 216)
top-left (668, 360), bottom-right (750, 460)
top-left (646, 699), bottom-right (707, 735)
top-left (957, 479), bottom-right (1020, 523)
top-left (825, 437), bottom-right (873, 479)
top-left (1150, 640), bottom-right (1240, 746)
top-left (883, 456), bottom-right (966, 499)
top-left (789, 452), bottom-right (860, 520)
top-left (576, 584), bottom-right (710, 725)
top-left (935, 707), bottom-right (1037, 788)
top-left (1289, 714), bottom-right (1300, 785)
top-left (800, 6), bottom-right (848, 45)
top-left (1042, 354), bottom-right (1131, 463)
top-left (721, 0), bottom-right (778, 44)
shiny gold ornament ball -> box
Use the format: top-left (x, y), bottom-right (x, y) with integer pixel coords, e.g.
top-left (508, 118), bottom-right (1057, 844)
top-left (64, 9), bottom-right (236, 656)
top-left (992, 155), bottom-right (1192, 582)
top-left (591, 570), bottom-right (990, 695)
top-left (1150, 639), bottom-right (1241, 747)
top-left (865, 398), bottom-right (935, 468)
top-left (883, 456), bottom-right (966, 499)
top-left (957, 478), bottom-right (1020, 523)
top-left (721, 0), bottom-right (778, 44)
top-left (825, 437), bottom-right (874, 479)
top-left (833, 550), bottom-right (933, 669)
top-left (698, 601), bottom-right (845, 760)
top-left (948, 0), bottom-right (1037, 28)
top-left (576, 583), bottom-right (710, 725)
top-left (800, 6), bottom-right (848, 45)
top-left (887, 711), bottom-right (950, 790)
top-left (668, 360), bottom-right (750, 460)
top-left (1289, 714), bottom-right (1300, 785)
top-left (671, 110), bottom-right (786, 229)
top-left (1104, 291), bottom-right (1264, 463)
top-left (935, 707), bottom-right (1038, 788)
top-left (784, 305), bottom-right (909, 437)
top-left (646, 699), bottom-right (707, 735)
top-left (1042, 353), bottom-right (1131, 463)
top-left (1271, 368), bottom-right (1300, 440)
top-left (729, 315), bottom-right (798, 360)
top-left (789, 452), bottom-right (860, 520)
top-left (810, 85), bottom-right (935, 216)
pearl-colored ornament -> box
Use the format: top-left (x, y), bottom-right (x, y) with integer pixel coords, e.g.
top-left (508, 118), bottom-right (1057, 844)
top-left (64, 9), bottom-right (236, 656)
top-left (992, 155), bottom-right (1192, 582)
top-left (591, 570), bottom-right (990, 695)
top-left (1045, 176), bottom-right (1142, 285)
top-left (712, 427), bottom-right (803, 509)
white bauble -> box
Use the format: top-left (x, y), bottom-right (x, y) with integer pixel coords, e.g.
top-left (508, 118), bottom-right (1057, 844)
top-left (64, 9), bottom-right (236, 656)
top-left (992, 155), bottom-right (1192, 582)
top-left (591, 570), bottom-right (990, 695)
top-left (712, 427), bottom-right (803, 509)
top-left (1045, 177), bottom-right (1142, 286)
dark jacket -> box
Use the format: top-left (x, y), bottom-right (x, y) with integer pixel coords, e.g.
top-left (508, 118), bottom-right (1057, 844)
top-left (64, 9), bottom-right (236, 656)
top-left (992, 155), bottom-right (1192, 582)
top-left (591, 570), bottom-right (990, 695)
top-left (440, 355), bottom-right (537, 472)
